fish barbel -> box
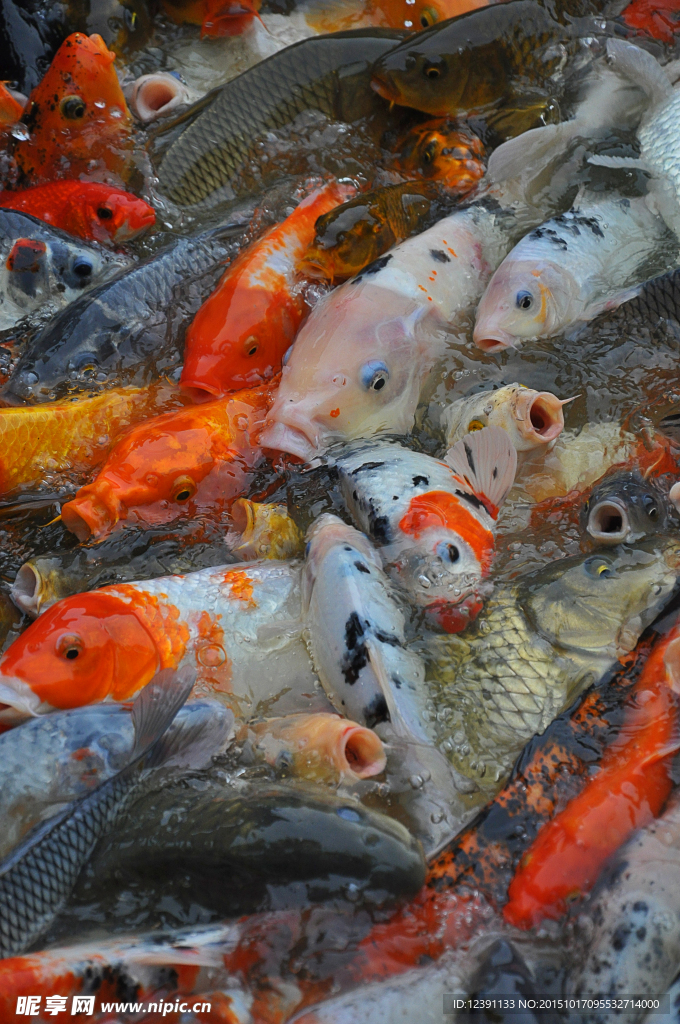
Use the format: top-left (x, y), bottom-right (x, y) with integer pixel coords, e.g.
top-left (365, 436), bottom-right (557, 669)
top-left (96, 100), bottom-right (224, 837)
top-left (156, 29), bottom-right (406, 207)
top-left (424, 539), bottom-right (680, 796)
top-left (443, 383), bottom-right (567, 454)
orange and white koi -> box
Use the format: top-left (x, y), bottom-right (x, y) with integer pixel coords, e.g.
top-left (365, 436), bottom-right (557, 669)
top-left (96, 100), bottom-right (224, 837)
top-left (181, 181), bottom-right (356, 400)
top-left (328, 427), bottom-right (516, 632)
top-left (0, 560), bottom-right (315, 726)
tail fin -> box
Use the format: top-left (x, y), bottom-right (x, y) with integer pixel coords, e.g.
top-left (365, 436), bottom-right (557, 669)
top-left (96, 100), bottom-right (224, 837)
top-left (130, 665), bottom-right (196, 760)
top-left (445, 426), bottom-right (517, 517)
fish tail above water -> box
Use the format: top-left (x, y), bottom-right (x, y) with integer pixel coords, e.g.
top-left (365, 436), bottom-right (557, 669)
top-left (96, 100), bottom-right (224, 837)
top-left (444, 425), bottom-right (517, 518)
top-left (0, 666), bottom-right (198, 959)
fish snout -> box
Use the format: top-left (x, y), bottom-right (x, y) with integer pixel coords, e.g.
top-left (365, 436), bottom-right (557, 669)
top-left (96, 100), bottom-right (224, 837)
top-left (261, 400), bottom-right (322, 461)
top-left (128, 73), bottom-right (190, 123)
top-left (515, 390), bottom-right (565, 446)
top-left (61, 482), bottom-right (123, 542)
top-left (0, 672), bottom-right (44, 724)
top-left (586, 497), bottom-right (632, 545)
top-left (473, 326), bottom-right (517, 353)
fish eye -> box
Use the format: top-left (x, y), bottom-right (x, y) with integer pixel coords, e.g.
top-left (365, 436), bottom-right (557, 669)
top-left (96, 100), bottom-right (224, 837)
top-left (419, 6), bottom-right (438, 26)
top-left (96, 206), bottom-right (113, 221)
top-left (60, 95), bottom-right (86, 120)
top-left (71, 256), bottom-right (93, 281)
top-left (360, 360), bottom-right (390, 392)
top-left (423, 63), bottom-right (441, 80)
top-left (422, 139), bottom-right (438, 165)
top-left (585, 557), bottom-right (614, 578)
top-left (436, 541), bottom-right (460, 564)
top-left (516, 290), bottom-right (534, 310)
top-left (245, 337), bottom-right (259, 357)
top-left (642, 494), bottom-right (659, 519)
top-left (56, 634), bottom-right (83, 660)
top-left (172, 476), bottom-right (197, 502)
top-left (467, 418), bottom-right (485, 432)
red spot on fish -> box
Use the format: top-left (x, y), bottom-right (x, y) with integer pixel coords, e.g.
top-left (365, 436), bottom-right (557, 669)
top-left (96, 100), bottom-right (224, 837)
top-left (399, 491), bottom-right (494, 572)
top-left (330, 408), bottom-right (340, 418)
top-left (7, 239), bottom-right (46, 273)
top-left (426, 594), bottom-right (484, 633)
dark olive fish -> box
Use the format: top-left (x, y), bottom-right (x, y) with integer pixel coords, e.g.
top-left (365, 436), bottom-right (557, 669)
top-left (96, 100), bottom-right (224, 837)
top-left (156, 29), bottom-right (406, 207)
top-left (0, 221), bottom-right (248, 404)
top-left (0, 666), bottom-right (199, 958)
top-left (74, 778), bottom-right (426, 921)
top-left (580, 471), bottom-right (673, 548)
top-left (370, 0), bottom-right (592, 122)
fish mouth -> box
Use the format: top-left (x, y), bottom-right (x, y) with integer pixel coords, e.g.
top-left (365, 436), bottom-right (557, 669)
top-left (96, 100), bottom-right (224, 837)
top-left (516, 390), bottom-right (565, 445)
top-left (113, 213), bottom-right (156, 244)
top-left (670, 482), bottom-right (680, 514)
top-left (473, 329), bottom-right (516, 353)
top-left (180, 378), bottom-right (223, 403)
top-left (130, 73), bottom-right (187, 122)
top-left (424, 594), bottom-right (484, 634)
top-left (297, 256), bottom-right (332, 282)
top-left (61, 492), bottom-right (119, 542)
top-left (339, 724), bottom-right (387, 778)
top-left (587, 498), bottom-right (631, 545)
top-left (11, 563), bottom-right (43, 618)
top-left (0, 676), bottom-right (44, 724)
top-left (260, 421), bottom-right (317, 462)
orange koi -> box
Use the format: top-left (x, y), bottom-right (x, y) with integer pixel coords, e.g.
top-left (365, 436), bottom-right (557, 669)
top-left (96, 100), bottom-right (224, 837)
top-left (621, 0), bottom-right (680, 41)
top-left (161, 0), bottom-right (263, 36)
top-left (13, 33), bottom-right (133, 187)
top-left (303, 0), bottom-right (488, 34)
top-left (0, 181), bottom-right (155, 245)
top-left (503, 620), bottom-right (680, 930)
top-left (0, 83), bottom-right (25, 127)
top-left (0, 383), bottom-right (184, 499)
top-left (180, 182), bottom-right (356, 400)
top-left (393, 119), bottom-right (486, 189)
top-left (60, 382), bottom-right (275, 541)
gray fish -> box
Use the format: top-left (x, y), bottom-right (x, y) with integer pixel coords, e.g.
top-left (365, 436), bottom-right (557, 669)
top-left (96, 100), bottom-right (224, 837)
top-left (0, 699), bottom-right (234, 859)
top-left (156, 29), bottom-right (405, 207)
top-left (580, 471), bottom-right (673, 548)
top-left (0, 220), bottom-right (248, 405)
top-left (0, 209), bottom-right (129, 332)
top-left (0, 665), bottom-right (202, 958)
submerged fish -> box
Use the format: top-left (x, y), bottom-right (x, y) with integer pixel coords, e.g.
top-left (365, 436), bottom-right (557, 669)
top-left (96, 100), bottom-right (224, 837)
top-left (328, 428), bottom-right (516, 631)
top-left (60, 382), bottom-right (274, 541)
top-left (13, 32), bottom-right (133, 187)
top-left (0, 219), bottom-right (248, 404)
top-left (392, 118), bottom-right (486, 188)
top-left (251, 712), bottom-right (386, 781)
top-left (0, 559), bottom-right (316, 723)
top-left (424, 539), bottom-right (680, 798)
top-left (299, 180), bottom-right (445, 284)
top-left (504, 620), bottom-right (680, 930)
top-left (156, 29), bottom-right (406, 206)
top-left (0, 182), bottom-right (156, 246)
top-left (228, 498), bottom-right (305, 560)
top-left (443, 383), bottom-right (567, 455)
top-left (473, 197), bottom-right (675, 352)
top-left (0, 666), bottom-right (198, 957)
top-left (162, 0), bottom-right (263, 36)
top-left (621, 0), bottom-right (680, 43)
top-left (0, 209), bottom-right (130, 332)
top-left (580, 471), bottom-right (672, 547)
top-left (181, 181), bottom-right (354, 399)
top-left (0, 699), bottom-right (233, 858)
top-left (0, 383), bottom-right (183, 499)
top-left (302, 0), bottom-right (489, 35)
top-left (261, 198), bottom-right (529, 460)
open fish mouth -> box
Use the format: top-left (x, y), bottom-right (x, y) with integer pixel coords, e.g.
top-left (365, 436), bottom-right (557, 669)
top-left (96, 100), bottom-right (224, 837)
top-left (0, 676), bottom-right (43, 723)
top-left (517, 390), bottom-right (565, 445)
top-left (587, 498), bottom-right (632, 545)
top-left (260, 421), bottom-right (317, 462)
top-left (473, 330), bottom-right (516, 352)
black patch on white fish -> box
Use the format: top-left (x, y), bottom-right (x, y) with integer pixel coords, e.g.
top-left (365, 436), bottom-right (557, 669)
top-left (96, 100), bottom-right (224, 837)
top-left (350, 462), bottom-right (385, 475)
top-left (463, 440), bottom-right (477, 476)
top-left (412, 475), bottom-right (429, 486)
top-left (553, 212), bottom-right (605, 239)
top-left (455, 488), bottom-right (485, 512)
top-left (363, 693), bottom-right (389, 729)
top-left (355, 561), bottom-right (370, 573)
top-left (430, 249), bottom-right (451, 263)
top-left (342, 611), bottom-right (368, 684)
top-left (352, 254), bottom-right (392, 283)
top-left (528, 226), bottom-right (568, 250)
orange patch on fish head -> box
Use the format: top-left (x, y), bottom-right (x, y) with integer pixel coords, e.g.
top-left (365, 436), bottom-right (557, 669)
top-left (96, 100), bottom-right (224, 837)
top-left (0, 592), bottom-right (159, 710)
top-left (87, 190), bottom-right (155, 244)
top-left (399, 490), bottom-right (494, 571)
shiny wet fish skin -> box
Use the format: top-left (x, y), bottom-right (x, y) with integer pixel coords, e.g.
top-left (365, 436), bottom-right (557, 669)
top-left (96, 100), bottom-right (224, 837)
top-left (424, 539), bottom-right (680, 794)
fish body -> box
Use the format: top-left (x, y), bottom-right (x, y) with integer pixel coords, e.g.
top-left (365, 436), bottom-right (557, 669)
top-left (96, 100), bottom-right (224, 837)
top-left (0, 182), bottom-right (156, 246)
top-left (392, 118), bottom-right (486, 188)
top-left (581, 471), bottom-right (673, 547)
top-left (0, 559), bottom-right (316, 723)
top-left (443, 383), bottom-right (566, 454)
top-left (504, 621), bottom-right (680, 930)
top-left (0, 699), bottom-right (233, 859)
top-left (162, 0), bottom-right (263, 36)
top-left (328, 429), bottom-right (516, 631)
top-left (424, 539), bottom-right (680, 795)
top-left (473, 197), bottom-right (675, 351)
top-left (299, 180), bottom-right (444, 284)
top-left (0, 667), bottom-right (196, 958)
top-left (1, 222), bottom-right (247, 404)
top-left (261, 200), bottom-right (520, 460)
top-left (60, 382), bottom-right (274, 541)
top-left (181, 182), bottom-right (354, 398)
top-left (0, 383), bottom-right (183, 499)
top-left (13, 32), bottom-right (133, 186)
top-left (370, 0), bottom-right (578, 119)
top-left (0, 209), bottom-right (130, 332)
top-left (156, 29), bottom-right (406, 206)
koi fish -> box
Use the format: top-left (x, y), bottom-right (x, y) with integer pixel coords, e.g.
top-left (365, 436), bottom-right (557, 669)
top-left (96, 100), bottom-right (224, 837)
top-left (443, 383), bottom-right (567, 455)
top-left (60, 382), bottom-right (275, 542)
top-left (161, 0), bottom-right (263, 36)
top-left (0, 83), bottom-right (25, 126)
top-left (580, 471), bottom-right (673, 548)
top-left (0, 559), bottom-right (317, 725)
top-left (227, 499), bottom-right (305, 560)
top-left (251, 712), bottom-right (386, 781)
top-left (503, 620), bottom-right (680, 929)
top-left (181, 182), bottom-right (355, 400)
top-left (13, 33), bottom-right (133, 187)
top-left (328, 427), bottom-right (517, 632)
top-left (0, 182), bottom-right (156, 246)
top-left (392, 118), bottom-right (486, 188)
top-left (621, 0), bottom-right (680, 45)
top-left (303, 0), bottom-right (488, 34)
top-left (0, 383), bottom-right (184, 500)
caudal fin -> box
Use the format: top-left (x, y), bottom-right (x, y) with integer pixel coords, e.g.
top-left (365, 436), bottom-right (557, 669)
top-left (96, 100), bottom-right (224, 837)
top-left (445, 426), bottom-right (517, 517)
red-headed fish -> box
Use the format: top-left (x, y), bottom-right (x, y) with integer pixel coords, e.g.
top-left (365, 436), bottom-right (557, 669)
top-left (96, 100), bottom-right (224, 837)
top-left (0, 182), bottom-right (155, 245)
top-left (161, 0), bottom-right (263, 36)
top-left (60, 382), bottom-right (275, 542)
top-left (13, 33), bottom-right (133, 187)
top-left (180, 181), bottom-right (356, 400)
top-left (503, 621), bottom-right (680, 930)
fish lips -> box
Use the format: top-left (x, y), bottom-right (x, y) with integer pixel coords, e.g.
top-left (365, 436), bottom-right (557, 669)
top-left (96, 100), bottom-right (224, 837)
top-left (260, 421), bottom-right (317, 462)
top-left (473, 327), bottom-right (517, 353)
top-left (0, 675), bottom-right (46, 724)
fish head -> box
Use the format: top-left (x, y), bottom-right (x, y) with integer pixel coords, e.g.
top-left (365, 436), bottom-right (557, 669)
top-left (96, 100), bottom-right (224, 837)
top-left (201, 0), bottom-right (262, 36)
top-left (82, 0), bottom-right (155, 55)
top-left (524, 538), bottom-right (680, 658)
top-left (86, 187), bottom-right (156, 244)
top-left (444, 384), bottom-right (566, 452)
top-left (395, 119), bottom-right (485, 188)
top-left (580, 472), bottom-right (670, 547)
top-left (299, 201), bottom-right (383, 284)
top-left (0, 591), bottom-right (159, 723)
top-left (371, 27), bottom-right (469, 115)
top-left (473, 259), bottom-right (581, 351)
top-left (260, 288), bottom-right (428, 460)
top-left (230, 499), bottom-right (304, 560)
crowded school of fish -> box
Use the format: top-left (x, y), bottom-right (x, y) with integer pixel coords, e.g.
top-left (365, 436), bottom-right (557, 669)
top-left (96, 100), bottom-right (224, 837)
top-left (6, 0), bottom-right (680, 1020)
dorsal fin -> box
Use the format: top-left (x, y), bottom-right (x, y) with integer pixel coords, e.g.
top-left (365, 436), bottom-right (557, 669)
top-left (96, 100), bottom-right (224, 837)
top-left (444, 426), bottom-right (517, 517)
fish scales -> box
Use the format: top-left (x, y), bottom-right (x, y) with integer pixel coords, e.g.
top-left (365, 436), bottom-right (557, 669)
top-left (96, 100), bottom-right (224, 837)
top-left (157, 30), bottom-right (405, 206)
